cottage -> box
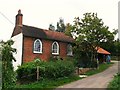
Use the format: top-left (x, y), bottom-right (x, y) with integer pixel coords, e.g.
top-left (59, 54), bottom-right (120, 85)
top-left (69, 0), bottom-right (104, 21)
top-left (11, 10), bottom-right (74, 70)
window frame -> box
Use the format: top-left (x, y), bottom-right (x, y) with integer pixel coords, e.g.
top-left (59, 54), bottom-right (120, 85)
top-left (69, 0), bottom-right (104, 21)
top-left (52, 41), bottom-right (59, 55)
top-left (33, 39), bottom-right (42, 54)
top-left (67, 44), bottom-right (73, 56)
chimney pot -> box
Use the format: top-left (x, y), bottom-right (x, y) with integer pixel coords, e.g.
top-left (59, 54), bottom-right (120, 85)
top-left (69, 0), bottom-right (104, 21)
top-left (18, 9), bottom-right (21, 14)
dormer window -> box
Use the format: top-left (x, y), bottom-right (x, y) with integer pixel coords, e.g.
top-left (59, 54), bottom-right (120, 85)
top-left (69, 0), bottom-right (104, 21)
top-left (33, 39), bottom-right (42, 53)
top-left (52, 41), bottom-right (59, 55)
top-left (67, 44), bottom-right (73, 56)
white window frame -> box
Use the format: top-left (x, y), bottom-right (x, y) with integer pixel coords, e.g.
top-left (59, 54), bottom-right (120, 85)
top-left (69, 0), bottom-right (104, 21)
top-left (52, 41), bottom-right (59, 55)
top-left (33, 39), bottom-right (42, 53)
top-left (67, 44), bottom-right (73, 56)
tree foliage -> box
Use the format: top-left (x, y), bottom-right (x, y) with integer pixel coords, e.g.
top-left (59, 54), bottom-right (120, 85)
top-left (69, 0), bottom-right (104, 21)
top-left (48, 23), bottom-right (55, 31)
top-left (100, 39), bottom-right (120, 58)
top-left (48, 18), bottom-right (73, 37)
top-left (1, 40), bottom-right (16, 88)
top-left (56, 18), bottom-right (66, 32)
top-left (72, 13), bottom-right (116, 67)
top-left (65, 23), bottom-right (73, 37)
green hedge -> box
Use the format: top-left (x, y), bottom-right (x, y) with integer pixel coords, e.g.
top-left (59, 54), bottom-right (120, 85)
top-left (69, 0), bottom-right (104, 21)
top-left (16, 60), bottom-right (75, 82)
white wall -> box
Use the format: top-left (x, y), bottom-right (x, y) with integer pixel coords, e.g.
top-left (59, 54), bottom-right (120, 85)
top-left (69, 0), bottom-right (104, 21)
top-left (11, 33), bottom-right (23, 70)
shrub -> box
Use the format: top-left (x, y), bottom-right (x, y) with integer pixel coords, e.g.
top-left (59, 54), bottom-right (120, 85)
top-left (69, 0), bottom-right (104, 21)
top-left (40, 60), bottom-right (75, 79)
top-left (16, 59), bottom-right (75, 82)
top-left (16, 61), bottom-right (36, 81)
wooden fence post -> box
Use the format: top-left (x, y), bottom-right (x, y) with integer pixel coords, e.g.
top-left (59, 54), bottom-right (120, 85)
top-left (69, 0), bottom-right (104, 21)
top-left (37, 66), bottom-right (39, 81)
top-left (77, 67), bottom-right (79, 75)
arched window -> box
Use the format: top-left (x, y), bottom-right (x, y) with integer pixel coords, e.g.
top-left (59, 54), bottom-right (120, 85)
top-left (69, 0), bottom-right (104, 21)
top-left (52, 41), bottom-right (59, 55)
top-left (67, 44), bottom-right (73, 56)
top-left (33, 39), bottom-right (42, 53)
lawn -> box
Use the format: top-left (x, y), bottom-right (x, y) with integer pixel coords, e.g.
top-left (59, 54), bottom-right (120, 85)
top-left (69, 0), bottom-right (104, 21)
top-left (10, 62), bottom-right (113, 89)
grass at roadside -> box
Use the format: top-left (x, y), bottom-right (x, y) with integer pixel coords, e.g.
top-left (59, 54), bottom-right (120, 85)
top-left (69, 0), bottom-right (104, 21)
top-left (0, 60), bottom-right (2, 78)
top-left (11, 62), bottom-right (114, 89)
top-left (0, 61), bottom-right (2, 89)
top-left (108, 73), bottom-right (120, 90)
top-left (0, 61), bottom-right (1, 72)
top-left (85, 62), bottom-right (114, 76)
top-left (111, 56), bottom-right (120, 61)
top-left (13, 75), bottom-right (81, 89)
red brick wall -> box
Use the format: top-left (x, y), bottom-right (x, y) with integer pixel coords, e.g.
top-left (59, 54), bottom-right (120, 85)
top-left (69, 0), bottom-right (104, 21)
top-left (23, 36), bottom-right (68, 63)
top-left (59, 42), bottom-right (67, 58)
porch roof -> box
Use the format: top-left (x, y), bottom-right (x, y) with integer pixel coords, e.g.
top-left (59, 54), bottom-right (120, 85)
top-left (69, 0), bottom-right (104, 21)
top-left (97, 47), bottom-right (111, 54)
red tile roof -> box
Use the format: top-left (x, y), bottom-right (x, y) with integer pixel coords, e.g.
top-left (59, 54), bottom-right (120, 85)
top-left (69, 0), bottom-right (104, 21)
top-left (43, 29), bottom-right (74, 43)
top-left (97, 47), bottom-right (110, 54)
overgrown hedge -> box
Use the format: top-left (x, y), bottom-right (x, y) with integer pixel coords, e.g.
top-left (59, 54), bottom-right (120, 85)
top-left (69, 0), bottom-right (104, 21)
top-left (16, 59), bottom-right (75, 82)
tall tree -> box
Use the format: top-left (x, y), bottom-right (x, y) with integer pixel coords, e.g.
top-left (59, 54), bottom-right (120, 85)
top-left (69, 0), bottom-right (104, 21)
top-left (56, 18), bottom-right (66, 32)
top-left (1, 40), bottom-right (16, 88)
top-left (72, 13), bottom-right (115, 67)
top-left (65, 23), bottom-right (72, 37)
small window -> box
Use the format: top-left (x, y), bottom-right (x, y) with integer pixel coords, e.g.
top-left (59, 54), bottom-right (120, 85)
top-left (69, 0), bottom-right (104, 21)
top-left (52, 41), bottom-right (59, 55)
top-left (33, 39), bottom-right (42, 53)
top-left (67, 44), bottom-right (73, 56)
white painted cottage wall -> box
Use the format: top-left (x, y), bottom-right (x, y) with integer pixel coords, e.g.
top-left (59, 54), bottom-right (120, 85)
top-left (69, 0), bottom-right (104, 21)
top-left (12, 33), bottom-right (23, 70)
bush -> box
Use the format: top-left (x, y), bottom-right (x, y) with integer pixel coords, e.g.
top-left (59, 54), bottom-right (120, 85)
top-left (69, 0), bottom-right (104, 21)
top-left (40, 60), bottom-right (75, 79)
top-left (16, 59), bottom-right (75, 82)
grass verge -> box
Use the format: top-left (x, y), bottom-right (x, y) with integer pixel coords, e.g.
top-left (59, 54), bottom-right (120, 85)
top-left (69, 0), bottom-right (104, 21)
top-left (0, 61), bottom-right (1, 89)
top-left (12, 75), bottom-right (81, 89)
top-left (107, 73), bottom-right (120, 90)
top-left (0, 61), bottom-right (1, 72)
top-left (85, 62), bottom-right (114, 76)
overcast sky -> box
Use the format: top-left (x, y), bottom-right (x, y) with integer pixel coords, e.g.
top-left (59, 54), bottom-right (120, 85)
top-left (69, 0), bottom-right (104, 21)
top-left (0, 0), bottom-right (119, 41)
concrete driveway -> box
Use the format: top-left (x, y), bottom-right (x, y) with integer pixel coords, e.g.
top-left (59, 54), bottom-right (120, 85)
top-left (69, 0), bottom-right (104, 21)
top-left (57, 61), bottom-right (118, 89)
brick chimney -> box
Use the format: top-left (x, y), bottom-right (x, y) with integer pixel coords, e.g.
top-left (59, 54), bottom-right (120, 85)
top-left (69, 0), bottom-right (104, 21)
top-left (15, 9), bottom-right (23, 27)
